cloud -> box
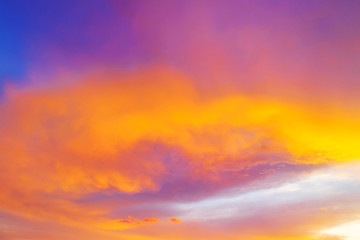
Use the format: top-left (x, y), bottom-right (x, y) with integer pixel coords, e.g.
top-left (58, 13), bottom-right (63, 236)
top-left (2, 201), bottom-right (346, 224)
top-left (116, 216), bottom-right (159, 226)
top-left (169, 217), bottom-right (181, 223)
top-left (0, 68), bottom-right (360, 239)
top-left (2, 0), bottom-right (360, 239)
top-left (169, 162), bottom-right (360, 239)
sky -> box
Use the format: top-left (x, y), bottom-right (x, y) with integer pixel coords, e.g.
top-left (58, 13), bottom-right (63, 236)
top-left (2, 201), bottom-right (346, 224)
top-left (0, 0), bottom-right (360, 239)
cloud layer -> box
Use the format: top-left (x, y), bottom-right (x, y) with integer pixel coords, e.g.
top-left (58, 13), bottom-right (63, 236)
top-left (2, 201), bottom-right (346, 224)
top-left (1, 0), bottom-right (360, 239)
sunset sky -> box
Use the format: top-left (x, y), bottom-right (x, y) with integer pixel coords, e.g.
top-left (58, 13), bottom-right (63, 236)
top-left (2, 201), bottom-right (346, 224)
top-left (1, 0), bottom-right (360, 239)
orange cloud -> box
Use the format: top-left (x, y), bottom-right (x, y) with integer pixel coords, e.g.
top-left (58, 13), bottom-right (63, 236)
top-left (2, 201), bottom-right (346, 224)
top-left (116, 216), bottom-right (159, 225)
top-left (0, 68), bottom-right (360, 238)
top-left (169, 217), bottom-right (181, 223)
